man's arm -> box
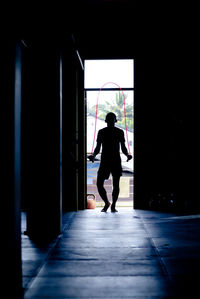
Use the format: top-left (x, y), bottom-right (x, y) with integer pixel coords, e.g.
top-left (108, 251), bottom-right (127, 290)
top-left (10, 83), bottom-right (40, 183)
top-left (120, 130), bottom-right (132, 161)
top-left (88, 142), bottom-right (101, 162)
top-left (121, 141), bottom-right (132, 161)
top-left (121, 140), bottom-right (128, 156)
top-left (88, 131), bottom-right (102, 162)
top-left (93, 141), bottom-right (101, 157)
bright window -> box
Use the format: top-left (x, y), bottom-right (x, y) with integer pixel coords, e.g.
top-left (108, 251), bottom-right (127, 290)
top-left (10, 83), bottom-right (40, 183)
top-left (84, 59), bottom-right (134, 89)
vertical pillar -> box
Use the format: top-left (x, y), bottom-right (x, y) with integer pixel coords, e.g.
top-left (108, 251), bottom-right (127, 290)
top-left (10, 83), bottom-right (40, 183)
top-left (24, 43), bottom-right (62, 242)
top-left (77, 65), bottom-right (86, 210)
top-left (59, 53), bottom-right (63, 229)
top-left (62, 47), bottom-right (78, 211)
top-left (62, 45), bottom-right (86, 212)
top-left (2, 40), bottom-right (23, 298)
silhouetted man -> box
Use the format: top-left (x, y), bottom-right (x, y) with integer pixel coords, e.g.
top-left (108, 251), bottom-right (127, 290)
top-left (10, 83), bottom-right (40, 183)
top-left (89, 112), bottom-right (132, 212)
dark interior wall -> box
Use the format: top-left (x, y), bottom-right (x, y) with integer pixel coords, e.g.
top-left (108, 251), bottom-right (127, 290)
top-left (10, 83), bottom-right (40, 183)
top-left (22, 40), bottom-right (62, 240)
top-left (20, 35), bottom-right (85, 241)
top-left (134, 37), bottom-right (199, 211)
top-left (134, 55), bottom-right (185, 208)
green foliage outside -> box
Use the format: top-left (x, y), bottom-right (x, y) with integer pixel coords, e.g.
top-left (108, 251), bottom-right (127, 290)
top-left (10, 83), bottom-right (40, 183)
top-left (89, 92), bottom-right (134, 131)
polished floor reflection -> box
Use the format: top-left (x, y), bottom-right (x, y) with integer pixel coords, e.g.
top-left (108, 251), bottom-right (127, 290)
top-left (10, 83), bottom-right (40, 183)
top-left (23, 208), bottom-right (200, 298)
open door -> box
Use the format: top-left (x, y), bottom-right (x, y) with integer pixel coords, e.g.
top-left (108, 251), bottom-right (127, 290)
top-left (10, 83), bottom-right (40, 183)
top-left (84, 59), bottom-right (134, 209)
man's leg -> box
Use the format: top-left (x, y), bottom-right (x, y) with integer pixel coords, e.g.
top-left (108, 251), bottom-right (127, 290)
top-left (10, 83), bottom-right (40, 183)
top-left (111, 176), bottom-right (120, 212)
top-left (97, 173), bottom-right (111, 212)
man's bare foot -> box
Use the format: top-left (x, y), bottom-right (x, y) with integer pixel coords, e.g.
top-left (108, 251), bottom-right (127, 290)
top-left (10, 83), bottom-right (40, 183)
top-left (111, 204), bottom-right (118, 212)
top-left (101, 202), bottom-right (111, 212)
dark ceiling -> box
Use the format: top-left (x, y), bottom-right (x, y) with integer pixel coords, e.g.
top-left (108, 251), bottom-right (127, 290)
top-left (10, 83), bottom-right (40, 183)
top-left (4, 1), bottom-right (197, 62)
top-left (4, 1), bottom-right (140, 58)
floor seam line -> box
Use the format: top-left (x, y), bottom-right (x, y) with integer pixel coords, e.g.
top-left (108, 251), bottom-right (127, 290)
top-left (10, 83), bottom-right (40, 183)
top-left (136, 212), bottom-right (171, 282)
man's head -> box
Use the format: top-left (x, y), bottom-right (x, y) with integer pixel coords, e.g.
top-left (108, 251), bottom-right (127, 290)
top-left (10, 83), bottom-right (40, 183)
top-left (105, 112), bottom-right (117, 127)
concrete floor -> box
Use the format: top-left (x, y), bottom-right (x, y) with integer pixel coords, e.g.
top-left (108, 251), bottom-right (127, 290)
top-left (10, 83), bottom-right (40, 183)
top-left (22, 208), bottom-right (200, 298)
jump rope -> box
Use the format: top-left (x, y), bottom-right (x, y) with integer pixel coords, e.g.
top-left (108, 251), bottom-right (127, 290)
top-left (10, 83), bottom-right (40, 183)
top-left (90, 81), bottom-right (132, 155)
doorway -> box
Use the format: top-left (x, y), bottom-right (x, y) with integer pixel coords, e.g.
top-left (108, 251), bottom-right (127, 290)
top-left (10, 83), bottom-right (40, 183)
top-left (84, 59), bottom-right (134, 208)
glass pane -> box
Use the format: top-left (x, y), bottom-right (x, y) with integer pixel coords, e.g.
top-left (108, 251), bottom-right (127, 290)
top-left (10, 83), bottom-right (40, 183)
top-left (87, 89), bottom-right (134, 208)
top-left (87, 90), bottom-right (134, 170)
top-left (84, 59), bottom-right (134, 89)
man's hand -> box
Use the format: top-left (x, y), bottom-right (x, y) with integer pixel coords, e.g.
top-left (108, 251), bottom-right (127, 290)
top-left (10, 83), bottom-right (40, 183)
top-left (88, 155), bottom-right (95, 163)
top-left (127, 154), bottom-right (132, 162)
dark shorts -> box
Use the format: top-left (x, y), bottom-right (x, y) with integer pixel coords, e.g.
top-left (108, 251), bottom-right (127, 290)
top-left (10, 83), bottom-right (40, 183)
top-left (98, 164), bottom-right (122, 180)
